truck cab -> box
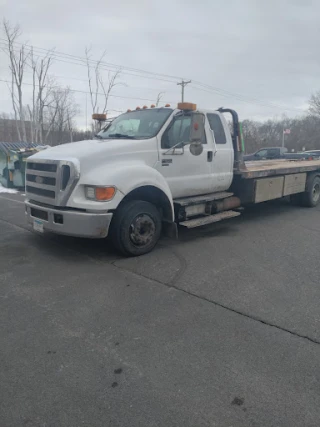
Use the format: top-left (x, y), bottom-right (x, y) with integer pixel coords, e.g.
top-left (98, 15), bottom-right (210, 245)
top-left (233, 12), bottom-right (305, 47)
top-left (93, 104), bottom-right (234, 199)
top-left (25, 104), bottom-right (240, 255)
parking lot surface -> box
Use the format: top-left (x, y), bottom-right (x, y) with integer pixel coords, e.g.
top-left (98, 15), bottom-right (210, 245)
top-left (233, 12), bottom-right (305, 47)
top-left (1, 192), bottom-right (320, 427)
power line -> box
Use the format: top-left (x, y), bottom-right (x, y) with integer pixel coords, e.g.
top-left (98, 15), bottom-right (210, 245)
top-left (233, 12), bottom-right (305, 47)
top-left (0, 39), bottom-right (182, 84)
top-left (0, 78), bottom-right (177, 105)
top-left (190, 82), bottom-right (306, 113)
top-left (5, 67), bottom-right (178, 97)
top-left (0, 38), bottom-right (307, 113)
top-left (192, 80), bottom-right (307, 112)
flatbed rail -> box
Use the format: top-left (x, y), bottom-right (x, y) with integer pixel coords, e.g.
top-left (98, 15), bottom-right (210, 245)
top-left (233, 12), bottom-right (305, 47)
top-left (235, 159), bottom-right (320, 179)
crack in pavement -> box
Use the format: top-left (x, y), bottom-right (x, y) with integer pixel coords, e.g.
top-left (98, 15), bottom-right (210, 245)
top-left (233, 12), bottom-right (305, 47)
top-left (2, 214), bottom-right (320, 347)
top-left (111, 259), bottom-right (320, 347)
top-left (166, 246), bottom-right (189, 286)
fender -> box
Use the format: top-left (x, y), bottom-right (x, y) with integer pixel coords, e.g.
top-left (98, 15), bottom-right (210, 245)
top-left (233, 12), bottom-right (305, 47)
top-left (68, 161), bottom-right (175, 221)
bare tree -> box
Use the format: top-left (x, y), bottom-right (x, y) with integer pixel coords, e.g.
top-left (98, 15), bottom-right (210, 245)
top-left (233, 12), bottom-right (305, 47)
top-left (84, 47), bottom-right (124, 134)
top-left (309, 91), bottom-right (320, 117)
top-left (100, 69), bottom-right (123, 113)
top-left (85, 46), bottom-right (103, 115)
top-left (28, 48), bottom-right (55, 143)
top-left (0, 112), bottom-right (15, 142)
top-left (44, 87), bottom-right (78, 145)
top-left (2, 20), bottom-right (56, 144)
top-left (156, 92), bottom-right (165, 107)
top-left (2, 20), bottom-right (29, 141)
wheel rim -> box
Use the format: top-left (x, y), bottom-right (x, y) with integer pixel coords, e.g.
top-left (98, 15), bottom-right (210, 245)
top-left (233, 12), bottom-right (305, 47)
top-left (129, 214), bottom-right (156, 247)
top-left (312, 183), bottom-right (320, 203)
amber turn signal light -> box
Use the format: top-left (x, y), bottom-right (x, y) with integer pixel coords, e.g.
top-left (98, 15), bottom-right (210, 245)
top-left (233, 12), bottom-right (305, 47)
top-left (95, 187), bottom-right (116, 201)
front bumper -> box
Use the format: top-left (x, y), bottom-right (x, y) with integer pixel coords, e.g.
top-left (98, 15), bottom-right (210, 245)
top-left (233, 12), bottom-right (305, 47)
top-left (25, 200), bottom-right (113, 238)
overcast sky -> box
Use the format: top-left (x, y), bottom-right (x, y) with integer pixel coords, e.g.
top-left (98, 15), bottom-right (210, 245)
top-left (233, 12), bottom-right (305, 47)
top-left (1, 0), bottom-right (319, 127)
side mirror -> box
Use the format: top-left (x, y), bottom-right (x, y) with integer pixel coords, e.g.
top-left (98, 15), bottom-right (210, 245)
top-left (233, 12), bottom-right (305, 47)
top-left (190, 113), bottom-right (205, 142)
top-left (189, 113), bottom-right (205, 156)
top-left (190, 143), bottom-right (203, 156)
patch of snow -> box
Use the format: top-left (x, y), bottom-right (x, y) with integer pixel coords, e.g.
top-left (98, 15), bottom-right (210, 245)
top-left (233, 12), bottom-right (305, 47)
top-left (0, 183), bottom-right (18, 194)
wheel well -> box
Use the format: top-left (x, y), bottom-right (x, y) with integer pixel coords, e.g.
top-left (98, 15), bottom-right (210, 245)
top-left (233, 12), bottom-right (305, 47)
top-left (118, 185), bottom-right (173, 222)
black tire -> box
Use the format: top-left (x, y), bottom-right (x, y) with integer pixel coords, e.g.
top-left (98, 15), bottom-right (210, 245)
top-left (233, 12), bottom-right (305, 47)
top-left (300, 176), bottom-right (320, 207)
top-left (110, 200), bottom-right (162, 256)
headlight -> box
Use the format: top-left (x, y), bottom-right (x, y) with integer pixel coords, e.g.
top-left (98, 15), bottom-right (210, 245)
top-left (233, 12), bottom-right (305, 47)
top-left (85, 186), bottom-right (116, 201)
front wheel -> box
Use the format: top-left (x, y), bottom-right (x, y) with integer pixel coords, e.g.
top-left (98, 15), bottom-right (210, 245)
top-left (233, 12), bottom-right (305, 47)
top-left (110, 200), bottom-right (162, 256)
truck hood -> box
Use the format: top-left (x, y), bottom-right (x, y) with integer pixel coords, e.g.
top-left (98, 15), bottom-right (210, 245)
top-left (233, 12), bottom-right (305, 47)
top-left (28, 138), bottom-right (159, 171)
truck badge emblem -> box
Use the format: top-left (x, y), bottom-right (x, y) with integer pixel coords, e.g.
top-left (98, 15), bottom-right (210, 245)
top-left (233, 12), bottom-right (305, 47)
top-left (35, 176), bottom-right (43, 184)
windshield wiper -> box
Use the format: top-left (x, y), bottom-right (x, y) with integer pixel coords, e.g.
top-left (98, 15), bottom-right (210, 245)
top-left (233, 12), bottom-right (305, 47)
top-left (94, 134), bottom-right (103, 139)
top-left (108, 133), bottom-right (136, 139)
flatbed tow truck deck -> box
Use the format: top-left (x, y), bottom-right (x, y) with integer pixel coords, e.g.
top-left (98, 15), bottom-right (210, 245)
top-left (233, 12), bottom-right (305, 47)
top-left (230, 158), bottom-right (320, 207)
top-left (236, 159), bottom-right (320, 179)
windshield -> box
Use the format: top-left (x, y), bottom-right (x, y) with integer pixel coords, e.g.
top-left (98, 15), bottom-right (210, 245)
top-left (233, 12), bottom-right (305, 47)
top-left (97, 108), bottom-right (173, 140)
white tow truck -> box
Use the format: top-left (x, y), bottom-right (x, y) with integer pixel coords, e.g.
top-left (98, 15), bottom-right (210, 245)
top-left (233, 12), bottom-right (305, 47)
top-left (25, 103), bottom-right (320, 256)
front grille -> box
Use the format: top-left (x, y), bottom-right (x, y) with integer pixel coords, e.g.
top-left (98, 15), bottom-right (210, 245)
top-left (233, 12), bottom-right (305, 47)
top-left (26, 174), bottom-right (56, 186)
top-left (61, 165), bottom-right (70, 190)
top-left (26, 185), bottom-right (55, 199)
top-left (25, 160), bottom-right (77, 206)
top-left (27, 162), bottom-right (57, 172)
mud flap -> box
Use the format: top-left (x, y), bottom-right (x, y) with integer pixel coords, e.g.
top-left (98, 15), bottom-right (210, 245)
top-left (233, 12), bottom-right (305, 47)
top-left (163, 221), bottom-right (178, 239)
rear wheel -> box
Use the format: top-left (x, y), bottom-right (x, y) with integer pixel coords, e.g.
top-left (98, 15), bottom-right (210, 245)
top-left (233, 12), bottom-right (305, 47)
top-left (300, 176), bottom-right (320, 207)
top-left (110, 200), bottom-right (162, 256)
top-left (291, 176), bottom-right (320, 207)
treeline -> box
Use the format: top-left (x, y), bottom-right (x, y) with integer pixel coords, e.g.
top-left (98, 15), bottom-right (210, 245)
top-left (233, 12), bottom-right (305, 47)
top-left (242, 114), bottom-right (320, 154)
top-left (0, 113), bottom-right (91, 145)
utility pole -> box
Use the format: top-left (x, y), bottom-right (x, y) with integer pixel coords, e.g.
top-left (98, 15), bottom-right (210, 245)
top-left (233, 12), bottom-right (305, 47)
top-left (177, 80), bottom-right (191, 102)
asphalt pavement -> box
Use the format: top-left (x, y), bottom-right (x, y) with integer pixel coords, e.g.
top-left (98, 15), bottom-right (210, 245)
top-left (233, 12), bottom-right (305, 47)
top-left (1, 192), bottom-right (320, 427)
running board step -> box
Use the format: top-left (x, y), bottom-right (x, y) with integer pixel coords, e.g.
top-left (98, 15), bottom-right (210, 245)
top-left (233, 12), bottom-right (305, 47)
top-left (179, 210), bottom-right (240, 228)
top-left (174, 191), bottom-right (233, 207)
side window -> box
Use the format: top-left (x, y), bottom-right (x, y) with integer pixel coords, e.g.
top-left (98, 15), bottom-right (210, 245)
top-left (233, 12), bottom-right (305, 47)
top-left (256, 149), bottom-right (268, 157)
top-left (207, 114), bottom-right (227, 144)
top-left (161, 116), bottom-right (191, 148)
top-left (267, 149), bottom-right (279, 158)
top-left (161, 115), bottom-right (207, 149)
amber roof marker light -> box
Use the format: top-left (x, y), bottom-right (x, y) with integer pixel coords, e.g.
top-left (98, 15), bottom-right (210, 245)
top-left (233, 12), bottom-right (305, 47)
top-left (177, 102), bottom-right (197, 111)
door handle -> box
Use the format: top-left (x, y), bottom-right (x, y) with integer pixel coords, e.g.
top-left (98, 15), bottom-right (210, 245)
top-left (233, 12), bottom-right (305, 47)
top-left (207, 151), bottom-right (213, 162)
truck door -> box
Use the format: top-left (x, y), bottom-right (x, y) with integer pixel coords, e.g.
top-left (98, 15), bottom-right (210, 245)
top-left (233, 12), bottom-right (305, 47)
top-left (157, 113), bottom-right (213, 199)
top-left (206, 112), bottom-right (234, 191)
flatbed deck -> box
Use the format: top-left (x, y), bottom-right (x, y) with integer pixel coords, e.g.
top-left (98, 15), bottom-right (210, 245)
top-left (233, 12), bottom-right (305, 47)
top-left (235, 159), bottom-right (320, 179)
